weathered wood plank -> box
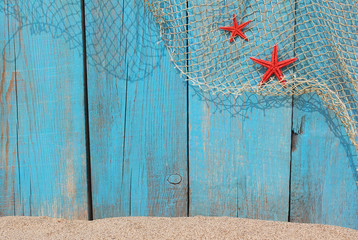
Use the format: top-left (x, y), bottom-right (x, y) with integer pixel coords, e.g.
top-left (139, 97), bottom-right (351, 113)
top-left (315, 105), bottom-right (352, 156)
top-left (0, 0), bottom-right (19, 216)
top-left (86, 0), bottom-right (188, 218)
top-left (188, 1), bottom-right (294, 220)
top-left (0, 0), bottom-right (88, 219)
top-left (85, 0), bottom-right (128, 219)
top-left (123, 0), bottom-right (188, 216)
top-left (290, 0), bottom-right (358, 229)
top-left (291, 95), bottom-right (358, 229)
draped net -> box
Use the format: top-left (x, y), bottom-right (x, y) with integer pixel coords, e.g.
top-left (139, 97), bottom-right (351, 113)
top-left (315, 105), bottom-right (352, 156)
top-left (2, 0), bottom-right (358, 160)
top-left (145, 0), bottom-right (358, 158)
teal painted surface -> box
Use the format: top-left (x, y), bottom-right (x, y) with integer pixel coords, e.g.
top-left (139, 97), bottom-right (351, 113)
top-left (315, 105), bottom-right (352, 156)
top-left (86, 0), bottom-right (188, 218)
top-left (85, 0), bottom-right (128, 218)
top-left (291, 94), bottom-right (358, 229)
top-left (0, 1), bottom-right (88, 219)
top-left (0, 1), bottom-right (18, 216)
top-left (187, 1), bottom-right (293, 220)
top-left (0, 0), bottom-right (356, 229)
top-left (290, 0), bottom-right (358, 229)
top-left (122, 0), bottom-right (188, 217)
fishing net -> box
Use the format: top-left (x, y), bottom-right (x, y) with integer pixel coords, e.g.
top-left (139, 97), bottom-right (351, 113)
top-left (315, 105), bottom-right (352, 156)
top-left (2, 1), bottom-right (358, 160)
top-left (145, 0), bottom-right (358, 157)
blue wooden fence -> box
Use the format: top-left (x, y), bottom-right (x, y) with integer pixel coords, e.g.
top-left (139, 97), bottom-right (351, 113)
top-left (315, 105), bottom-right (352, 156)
top-left (0, 0), bottom-right (357, 229)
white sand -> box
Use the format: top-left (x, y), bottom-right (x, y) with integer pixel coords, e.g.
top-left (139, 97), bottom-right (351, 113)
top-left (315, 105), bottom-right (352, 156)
top-left (0, 216), bottom-right (356, 240)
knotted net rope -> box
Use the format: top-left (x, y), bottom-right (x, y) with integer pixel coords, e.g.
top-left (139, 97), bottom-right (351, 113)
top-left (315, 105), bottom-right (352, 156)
top-left (2, 1), bottom-right (358, 161)
top-left (145, 0), bottom-right (358, 158)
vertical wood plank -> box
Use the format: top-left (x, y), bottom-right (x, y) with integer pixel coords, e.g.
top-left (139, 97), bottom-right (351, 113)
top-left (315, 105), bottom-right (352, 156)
top-left (86, 0), bottom-right (188, 218)
top-left (188, 1), bottom-right (294, 220)
top-left (0, 0), bottom-right (19, 216)
top-left (85, 0), bottom-right (128, 218)
top-left (123, 0), bottom-right (188, 217)
top-left (290, 0), bottom-right (358, 229)
top-left (1, 0), bottom-right (88, 219)
top-left (291, 95), bottom-right (358, 229)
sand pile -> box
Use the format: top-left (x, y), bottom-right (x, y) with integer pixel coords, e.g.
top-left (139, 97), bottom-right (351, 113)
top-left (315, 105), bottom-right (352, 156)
top-left (0, 216), bottom-right (356, 239)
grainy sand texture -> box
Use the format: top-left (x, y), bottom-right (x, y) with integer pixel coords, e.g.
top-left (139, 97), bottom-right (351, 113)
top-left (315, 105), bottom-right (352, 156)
top-left (0, 216), bottom-right (357, 240)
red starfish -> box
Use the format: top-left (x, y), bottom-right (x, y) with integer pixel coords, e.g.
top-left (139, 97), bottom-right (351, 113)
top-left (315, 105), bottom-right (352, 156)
top-left (250, 44), bottom-right (297, 87)
top-left (220, 14), bottom-right (251, 42)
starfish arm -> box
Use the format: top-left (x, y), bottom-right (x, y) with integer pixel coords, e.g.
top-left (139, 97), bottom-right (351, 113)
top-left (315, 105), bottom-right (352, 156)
top-left (273, 69), bottom-right (287, 87)
top-left (219, 26), bottom-right (235, 31)
top-left (278, 58), bottom-right (297, 68)
top-left (273, 69), bottom-right (283, 81)
top-left (230, 33), bottom-right (236, 42)
top-left (250, 57), bottom-right (272, 68)
top-left (271, 44), bottom-right (278, 64)
top-left (236, 31), bottom-right (249, 41)
top-left (238, 20), bottom-right (251, 29)
top-left (232, 14), bottom-right (238, 28)
top-left (259, 68), bottom-right (274, 85)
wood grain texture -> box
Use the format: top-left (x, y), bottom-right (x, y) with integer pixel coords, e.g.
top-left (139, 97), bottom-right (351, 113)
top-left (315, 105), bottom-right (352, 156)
top-left (1, 0), bottom-right (356, 227)
top-left (290, 94), bottom-right (358, 229)
top-left (188, 1), bottom-right (294, 220)
top-left (290, 0), bottom-right (358, 229)
top-left (86, 0), bottom-right (188, 218)
top-left (0, 0), bottom-right (19, 216)
top-left (1, 0), bottom-right (88, 219)
top-left (85, 0), bottom-right (128, 219)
